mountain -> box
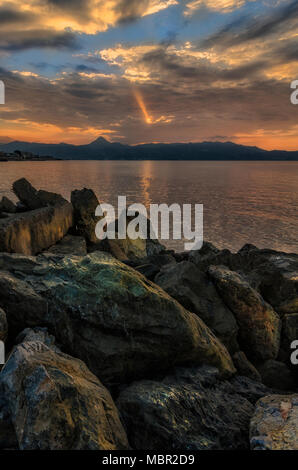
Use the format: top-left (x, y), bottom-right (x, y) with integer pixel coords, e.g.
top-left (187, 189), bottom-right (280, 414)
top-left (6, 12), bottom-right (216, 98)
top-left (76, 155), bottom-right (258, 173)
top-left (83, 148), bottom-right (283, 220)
top-left (0, 137), bottom-right (297, 161)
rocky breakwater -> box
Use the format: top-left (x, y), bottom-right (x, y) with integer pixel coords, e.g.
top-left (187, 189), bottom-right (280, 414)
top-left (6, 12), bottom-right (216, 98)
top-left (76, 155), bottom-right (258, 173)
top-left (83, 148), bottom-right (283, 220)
top-left (0, 179), bottom-right (297, 450)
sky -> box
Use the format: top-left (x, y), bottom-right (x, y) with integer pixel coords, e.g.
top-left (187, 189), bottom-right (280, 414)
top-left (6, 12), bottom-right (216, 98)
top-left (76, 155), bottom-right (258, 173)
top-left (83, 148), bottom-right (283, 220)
top-left (0, 0), bottom-right (297, 150)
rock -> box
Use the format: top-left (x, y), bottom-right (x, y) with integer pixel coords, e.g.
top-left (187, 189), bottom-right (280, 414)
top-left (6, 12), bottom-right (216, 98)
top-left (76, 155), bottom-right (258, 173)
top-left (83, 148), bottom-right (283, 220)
top-left (71, 188), bottom-right (100, 244)
top-left (0, 270), bottom-right (47, 340)
top-left (155, 261), bottom-right (238, 352)
top-left (1, 252), bottom-right (235, 386)
top-left (0, 308), bottom-right (7, 342)
top-left (233, 352), bottom-right (261, 382)
top-left (15, 327), bottom-right (59, 352)
top-left (244, 250), bottom-right (298, 315)
top-left (258, 360), bottom-right (297, 391)
top-left (0, 393), bottom-right (18, 449)
top-left (0, 339), bottom-right (130, 450)
top-left (100, 237), bottom-right (147, 261)
top-left (0, 196), bottom-right (16, 213)
top-left (47, 234), bottom-right (87, 256)
top-left (250, 394), bottom-right (298, 450)
top-left (0, 203), bottom-right (73, 255)
top-left (208, 265), bottom-right (281, 362)
top-left (134, 263), bottom-right (160, 281)
top-left (13, 178), bottom-right (67, 210)
top-left (117, 365), bottom-right (270, 450)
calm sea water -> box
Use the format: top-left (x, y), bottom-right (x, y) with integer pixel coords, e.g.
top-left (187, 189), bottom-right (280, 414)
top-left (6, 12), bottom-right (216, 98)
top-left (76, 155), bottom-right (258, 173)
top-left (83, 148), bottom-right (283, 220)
top-left (0, 160), bottom-right (297, 253)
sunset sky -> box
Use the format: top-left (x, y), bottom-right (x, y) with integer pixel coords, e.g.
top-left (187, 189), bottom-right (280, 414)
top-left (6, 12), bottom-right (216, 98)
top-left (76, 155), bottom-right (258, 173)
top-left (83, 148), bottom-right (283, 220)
top-left (0, 0), bottom-right (298, 149)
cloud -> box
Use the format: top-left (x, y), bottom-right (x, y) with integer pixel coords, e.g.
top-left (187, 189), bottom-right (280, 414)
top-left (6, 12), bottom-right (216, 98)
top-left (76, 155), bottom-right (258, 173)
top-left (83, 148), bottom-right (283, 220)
top-left (0, 0), bottom-right (178, 38)
top-left (202, 0), bottom-right (298, 48)
top-left (184, 0), bottom-right (249, 16)
top-left (0, 29), bottom-right (78, 52)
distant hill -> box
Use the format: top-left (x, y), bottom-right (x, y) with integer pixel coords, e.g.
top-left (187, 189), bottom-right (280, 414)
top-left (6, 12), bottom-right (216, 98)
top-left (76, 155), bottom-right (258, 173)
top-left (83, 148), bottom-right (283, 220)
top-left (0, 137), bottom-right (297, 161)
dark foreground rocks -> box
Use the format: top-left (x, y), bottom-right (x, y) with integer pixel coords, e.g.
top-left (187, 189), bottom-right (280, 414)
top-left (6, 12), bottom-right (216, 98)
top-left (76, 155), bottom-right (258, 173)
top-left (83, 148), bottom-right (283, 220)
top-left (250, 394), bottom-right (298, 450)
top-left (0, 179), bottom-right (297, 450)
top-left (0, 251), bottom-right (235, 387)
top-left (0, 330), bottom-right (129, 450)
top-left (117, 366), bottom-right (272, 450)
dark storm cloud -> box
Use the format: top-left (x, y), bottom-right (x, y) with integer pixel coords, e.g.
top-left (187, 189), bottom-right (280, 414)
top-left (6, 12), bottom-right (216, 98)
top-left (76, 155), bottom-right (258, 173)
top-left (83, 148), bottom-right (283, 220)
top-left (45, 0), bottom-right (92, 22)
top-left (139, 45), bottom-right (266, 83)
top-left (0, 5), bottom-right (35, 24)
top-left (114, 0), bottom-right (151, 23)
top-left (203, 0), bottom-right (298, 48)
top-left (0, 29), bottom-right (78, 51)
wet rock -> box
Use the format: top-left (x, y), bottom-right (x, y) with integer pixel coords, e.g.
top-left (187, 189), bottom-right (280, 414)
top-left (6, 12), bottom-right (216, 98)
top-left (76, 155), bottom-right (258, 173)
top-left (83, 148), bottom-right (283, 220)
top-left (155, 261), bottom-right (238, 352)
top-left (13, 178), bottom-right (67, 210)
top-left (0, 308), bottom-right (7, 342)
top-left (233, 351), bottom-right (261, 382)
top-left (0, 203), bottom-right (73, 255)
top-left (250, 394), bottom-right (298, 450)
top-left (208, 265), bottom-right (281, 362)
top-left (0, 196), bottom-right (16, 213)
top-left (0, 339), bottom-right (130, 450)
top-left (117, 366), bottom-right (270, 450)
top-left (1, 252), bottom-right (235, 386)
top-left (47, 234), bottom-right (87, 256)
top-left (258, 360), bottom-right (297, 391)
top-left (71, 188), bottom-right (100, 244)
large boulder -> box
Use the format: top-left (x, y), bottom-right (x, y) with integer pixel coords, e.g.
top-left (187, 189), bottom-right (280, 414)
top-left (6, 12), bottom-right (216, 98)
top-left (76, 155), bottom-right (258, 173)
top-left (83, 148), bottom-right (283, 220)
top-left (0, 308), bottom-right (7, 342)
top-left (208, 265), bottom-right (281, 362)
top-left (0, 335), bottom-right (129, 450)
top-left (246, 251), bottom-right (298, 315)
top-left (0, 203), bottom-right (73, 255)
top-left (117, 366), bottom-right (272, 450)
top-left (250, 394), bottom-right (298, 450)
top-left (155, 261), bottom-right (238, 352)
top-left (13, 178), bottom-right (67, 210)
top-left (1, 252), bottom-right (235, 386)
top-left (71, 188), bottom-right (100, 244)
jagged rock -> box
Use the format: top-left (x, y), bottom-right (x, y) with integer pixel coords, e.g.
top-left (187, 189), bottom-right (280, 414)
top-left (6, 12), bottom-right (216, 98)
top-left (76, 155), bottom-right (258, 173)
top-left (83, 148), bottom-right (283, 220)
top-left (250, 394), bottom-right (298, 450)
top-left (0, 308), bottom-right (7, 343)
top-left (242, 249), bottom-right (298, 314)
top-left (13, 178), bottom-right (67, 210)
top-left (0, 270), bottom-right (47, 340)
top-left (0, 338), bottom-right (130, 450)
top-left (117, 366), bottom-right (271, 450)
top-left (258, 360), bottom-right (297, 391)
top-left (1, 252), bottom-right (235, 386)
top-left (15, 327), bottom-right (59, 352)
top-left (47, 234), bottom-right (87, 256)
top-left (0, 203), bottom-right (73, 255)
top-left (233, 352), bottom-right (261, 382)
top-left (0, 196), bottom-right (16, 213)
top-left (71, 188), bottom-right (100, 244)
top-left (155, 261), bottom-right (238, 352)
top-left (208, 265), bottom-right (281, 362)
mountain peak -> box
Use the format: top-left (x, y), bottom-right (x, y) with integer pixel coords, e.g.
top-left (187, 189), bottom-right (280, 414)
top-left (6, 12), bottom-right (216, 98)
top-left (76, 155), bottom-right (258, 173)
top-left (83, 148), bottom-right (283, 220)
top-left (89, 136), bottom-right (110, 146)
